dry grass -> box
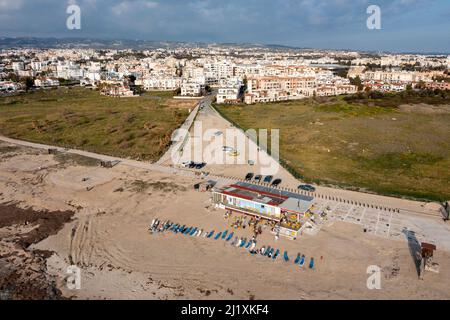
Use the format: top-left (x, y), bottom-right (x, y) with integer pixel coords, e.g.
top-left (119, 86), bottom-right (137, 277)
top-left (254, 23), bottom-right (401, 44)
top-left (0, 88), bottom-right (196, 162)
top-left (216, 95), bottom-right (450, 201)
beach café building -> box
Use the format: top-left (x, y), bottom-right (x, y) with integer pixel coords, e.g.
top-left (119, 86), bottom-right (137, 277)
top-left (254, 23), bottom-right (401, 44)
top-left (211, 182), bottom-right (314, 238)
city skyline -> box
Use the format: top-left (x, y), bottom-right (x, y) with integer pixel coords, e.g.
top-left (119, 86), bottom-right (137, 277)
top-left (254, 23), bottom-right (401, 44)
top-left (1, 0), bottom-right (450, 53)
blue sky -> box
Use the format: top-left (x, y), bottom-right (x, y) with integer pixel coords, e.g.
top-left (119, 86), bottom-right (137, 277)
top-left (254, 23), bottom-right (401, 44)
top-left (1, 0), bottom-right (449, 52)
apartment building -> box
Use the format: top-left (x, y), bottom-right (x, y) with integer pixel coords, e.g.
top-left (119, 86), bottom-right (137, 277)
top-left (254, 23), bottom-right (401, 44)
top-left (181, 82), bottom-right (204, 97)
top-left (142, 76), bottom-right (181, 90)
top-left (34, 77), bottom-right (60, 87)
top-left (217, 86), bottom-right (242, 104)
top-left (244, 76), bottom-right (316, 104)
top-left (362, 71), bottom-right (433, 83)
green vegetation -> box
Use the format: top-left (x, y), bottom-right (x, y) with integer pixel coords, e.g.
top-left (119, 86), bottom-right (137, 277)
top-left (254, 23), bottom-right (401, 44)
top-left (129, 180), bottom-right (187, 193)
top-left (53, 152), bottom-right (99, 167)
top-left (0, 87), bottom-right (194, 162)
top-left (344, 89), bottom-right (450, 107)
top-left (215, 93), bottom-right (450, 201)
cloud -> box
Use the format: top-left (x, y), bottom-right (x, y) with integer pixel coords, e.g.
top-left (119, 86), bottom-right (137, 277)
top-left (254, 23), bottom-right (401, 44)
top-left (112, 0), bottom-right (158, 16)
top-left (0, 0), bottom-right (447, 52)
top-left (0, 0), bottom-right (23, 10)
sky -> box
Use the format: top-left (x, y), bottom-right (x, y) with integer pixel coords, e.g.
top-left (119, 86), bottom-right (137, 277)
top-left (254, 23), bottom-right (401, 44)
top-left (0, 0), bottom-right (449, 53)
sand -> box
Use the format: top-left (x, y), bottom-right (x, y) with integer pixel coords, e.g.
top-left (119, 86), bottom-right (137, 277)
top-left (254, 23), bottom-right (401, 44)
top-left (1, 140), bottom-right (450, 300)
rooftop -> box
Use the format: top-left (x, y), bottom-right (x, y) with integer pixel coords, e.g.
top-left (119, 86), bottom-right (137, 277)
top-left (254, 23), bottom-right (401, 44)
top-left (215, 181), bottom-right (314, 213)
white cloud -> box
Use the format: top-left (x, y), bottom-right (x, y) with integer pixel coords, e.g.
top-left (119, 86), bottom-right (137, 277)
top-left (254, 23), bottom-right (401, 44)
top-left (0, 0), bottom-right (23, 10)
top-left (112, 0), bottom-right (158, 16)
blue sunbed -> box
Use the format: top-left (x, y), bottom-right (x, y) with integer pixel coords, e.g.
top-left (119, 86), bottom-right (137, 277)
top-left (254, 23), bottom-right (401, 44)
top-left (222, 230), bottom-right (228, 239)
top-left (265, 246), bottom-right (272, 257)
top-left (299, 255), bottom-right (306, 267)
top-left (239, 239), bottom-right (247, 248)
top-left (214, 232), bottom-right (222, 240)
top-left (189, 228), bottom-right (197, 236)
top-left (273, 249), bottom-right (280, 260)
top-left (226, 232), bottom-right (234, 242)
top-left (245, 240), bottom-right (252, 249)
top-left (207, 231), bottom-right (214, 238)
top-left (309, 258), bottom-right (315, 269)
top-left (294, 254), bottom-right (301, 264)
top-left (184, 227), bottom-right (192, 235)
top-left (283, 251), bottom-right (289, 262)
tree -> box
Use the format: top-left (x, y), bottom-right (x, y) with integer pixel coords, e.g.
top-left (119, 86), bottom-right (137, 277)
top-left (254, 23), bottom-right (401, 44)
top-left (23, 77), bottom-right (34, 92)
top-left (350, 76), bottom-right (364, 91)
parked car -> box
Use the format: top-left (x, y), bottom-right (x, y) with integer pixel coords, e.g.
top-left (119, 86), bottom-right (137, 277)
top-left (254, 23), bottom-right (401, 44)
top-left (188, 162), bottom-right (197, 169)
top-left (194, 162), bottom-right (206, 169)
top-left (271, 179), bottom-right (282, 187)
top-left (263, 175), bottom-right (273, 183)
top-left (245, 173), bottom-right (254, 181)
top-left (298, 184), bottom-right (316, 192)
top-left (254, 175), bottom-right (262, 182)
top-left (182, 161), bottom-right (194, 168)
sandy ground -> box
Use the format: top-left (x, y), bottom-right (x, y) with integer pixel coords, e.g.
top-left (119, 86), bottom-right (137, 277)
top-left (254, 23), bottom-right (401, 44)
top-left (1, 141), bottom-right (450, 300)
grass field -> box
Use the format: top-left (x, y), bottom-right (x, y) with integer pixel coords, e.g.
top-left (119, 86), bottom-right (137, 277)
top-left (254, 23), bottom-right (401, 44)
top-left (215, 94), bottom-right (450, 201)
top-left (0, 87), bottom-right (196, 162)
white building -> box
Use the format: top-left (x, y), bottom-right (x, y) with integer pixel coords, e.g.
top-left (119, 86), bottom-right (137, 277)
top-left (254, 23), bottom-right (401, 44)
top-left (181, 82), bottom-right (204, 97)
top-left (142, 76), bottom-right (182, 90)
top-left (34, 77), bottom-right (60, 87)
top-left (217, 86), bottom-right (242, 104)
top-left (12, 62), bottom-right (24, 72)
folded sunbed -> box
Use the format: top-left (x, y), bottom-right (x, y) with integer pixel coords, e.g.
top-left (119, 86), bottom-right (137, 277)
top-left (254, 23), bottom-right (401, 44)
top-left (309, 257), bottom-right (315, 269)
top-left (299, 255), bottom-right (306, 267)
top-left (294, 253), bottom-right (301, 264)
top-left (273, 249), bottom-right (280, 260)
top-left (283, 251), bottom-right (289, 262)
